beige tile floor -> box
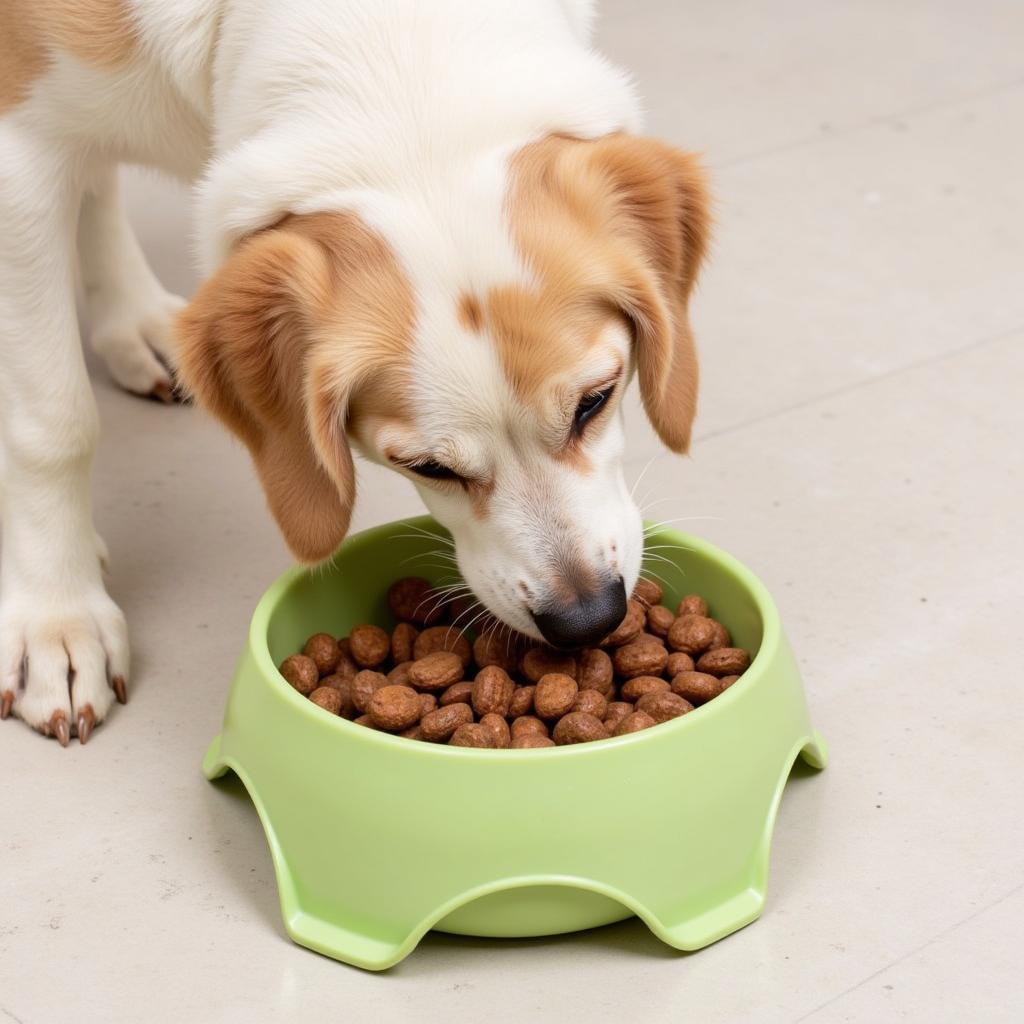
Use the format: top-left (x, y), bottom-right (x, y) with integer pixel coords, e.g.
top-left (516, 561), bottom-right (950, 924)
top-left (3, 2), bottom-right (1023, 1021)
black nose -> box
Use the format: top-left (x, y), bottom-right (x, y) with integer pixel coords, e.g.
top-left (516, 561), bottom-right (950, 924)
top-left (532, 578), bottom-right (627, 649)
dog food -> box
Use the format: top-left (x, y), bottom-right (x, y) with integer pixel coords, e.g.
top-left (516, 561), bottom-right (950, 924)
top-left (279, 579), bottom-right (752, 748)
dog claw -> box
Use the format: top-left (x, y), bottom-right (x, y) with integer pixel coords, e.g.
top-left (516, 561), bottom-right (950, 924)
top-left (0, 691), bottom-right (13, 720)
top-left (50, 711), bottom-right (70, 747)
top-left (111, 675), bottom-right (128, 705)
top-left (77, 705), bottom-right (96, 745)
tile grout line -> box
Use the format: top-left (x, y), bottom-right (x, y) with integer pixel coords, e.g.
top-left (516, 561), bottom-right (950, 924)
top-left (791, 878), bottom-right (1024, 1023)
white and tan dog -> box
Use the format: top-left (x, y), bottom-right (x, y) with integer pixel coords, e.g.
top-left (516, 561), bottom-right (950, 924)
top-left (0, 0), bottom-right (709, 744)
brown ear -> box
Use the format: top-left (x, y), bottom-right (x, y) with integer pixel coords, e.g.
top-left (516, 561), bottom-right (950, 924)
top-left (591, 136), bottom-right (711, 453)
top-left (175, 224), bottom-right (355, 563)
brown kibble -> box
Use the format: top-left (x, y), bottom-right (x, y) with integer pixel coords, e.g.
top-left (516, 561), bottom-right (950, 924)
top-left (333, 642), bottom-right (360, 682)
top-left (349, 624), bottom-right (391, 667)
top-left (472, 630), bottom-right (523, 674)
top-left (511, 715), bottom-right (548, 739)
top-left (319, 674), bottom-right (357, 718)
top-left (413, 626), bottom-right (473, 667)
top-left (666, 651), bottom-right (696, 677)
top-left (603, 600), bottom-right (645, 646)
top-left (677, 594), bottom-right (709, 618)
top-left (511, 734), bottom-right (556, 749)
top-left (667, 615), bottom-right (718, 656)
top-left (419, 693), bottom-right (438, 716)
top-left (636, 691), bottom-right (693, 723)
top-left (387, 661), bottom-right (415, 687)
top-left (646, 605), bottom-right (675, 638)
top-left (409, 651), bottom-right (464, 692)
top-left (707, 620), bottom-right (732, 651)
top-left (309, 686), bottom-right (343, 715)
top-left (719, 675), bottom-right (741, 690)
top-left (391, 622), bottom-right (420, 664)
top-left (421, 702), bottom-right (474, 742)
top-left (508, 685), bottom-right (535, 717)
top-left (573, 688), bottom-right (609, 720)
top-left (480, 712), bottom-right (511, 748)
top-left (603, 701), bottom-right (632, 731)
top-left (697, 647), bottom-right (751, 676)
top-left (613, 640), bottom-right (668, 679)
top-left (577, 648), bottom-right (614, 696)
top-left (279, 654), bottom-right (319, 696)
top-left (671, 670), bottom-right (723, 705)
top-left (351, 669), bottom-right (389, 713)
top-left (369, 685), bottom-right (422, 731)
top-left (613, 710), bottom-right (657, 735)
top-left (449, 723), bottom-right (492, 748)
top-left (471, 665), bottom-right (516, 717)
top-left (387, 577), bottom-right (443, 625)
top-left (553, 712), bottom-right (607, 745)
top-left (439, 681), bottom-right (473, 706)
top-left (521, 647), bottom-right (578, 684)
top-left (533, 673), bottom-right (579, 720)
top-left (631, 578), bottom-right (663, 608)
top-left (353, 714), bottom-right (377, 729)
top-left (303, 633), bottom-right (341, 676)
top-left (620, 675), bottom-right (670, 702)
top-left (400, 723), bottom-right (424, 740)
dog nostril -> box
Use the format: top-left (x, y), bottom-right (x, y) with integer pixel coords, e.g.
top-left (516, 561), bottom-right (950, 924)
top-left (532, 578), bottom-right (627, 650)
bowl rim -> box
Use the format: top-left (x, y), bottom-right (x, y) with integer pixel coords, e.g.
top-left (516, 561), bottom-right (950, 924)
top-left (248, 516), bottom-right (781, 758)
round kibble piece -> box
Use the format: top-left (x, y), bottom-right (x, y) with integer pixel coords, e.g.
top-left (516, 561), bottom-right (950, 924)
top-left (400, 723), bottom-right (424, 740)
top-left (333, 643), bottom-right (360, 682)
top-left (319, 674), bottom-right (357, 718)
top-left (508, 684), bottom-right (535, 717)
top-left (439, 681), bottom-right (473, 706)
top-left (697, 647), bottom-right (751, 676)
top-left (419, 693), bottom-right (438, 716)
top-left (279, 654), bottom-right (319, 696)
top-left (449, 723), bottom-right (492, 748)
top-left (511, 715), bottom-right (548, 739)
top-left (534, 673), bottom-right (579, 720)
top-left (553, 712), bottom-right (607, 745)
top-left (349, 624), bottom-right (391, 668)
top-left (303, 633), bottom-right (341, 676)
top-left (671, 670), bottom-right (722, 705)
top-left (413, 626), bottom-right (473, 668)
top-left (420, 702), bottom-right (474, 742)
top-left (614, 710), bottom-right (657, 735)
top-left (387, 577), bottom-right (443, 625)
top-left (573, 688), bottom-right (609, 720)
top-left (387, 661), bottom-right (415, 687)
top-left (480, 713), bottom-right (511, 749)
top-left (636, 691), bottom-right (693, 723)
top-left (512, 734), bottom-right (556, 749)
top-left (472, 631), bottom-right (523, 674)
top-left (309, 685), bottom-right (343, 715)
top-left (706, 620), bottom-right (732, 651)
top-left (719, 674), bottom-right (741, 690)
top-left (521, 647), bottom-right (578, 684)
top-left (632, 578), bottom-right (663, 608)
top-left (666, 651), bottom-right (696, 677)
top-left (603, 600), bottom-right (645, 646)
top-left (353, 714), bottom-right (377, 729)
top-left (472, 665), bottom-right (516, 717)
top-left (677, 594), bottom-right (709, 618)
top-left (369, 685), bottom-right (422, 731)
top-left (351, 670), bottom-right (388, 713)
top-left (578, 648), bottom-right (614, 696)
top-left (613, 640), bottom-right (668, 679)
top-left (603, 701), bottom-right (633, 731)
top-left (646, 605), bottom-right (675, 638)
top-left (667, 615), bottom-right (718, 656)
top-left (391, 622), bottom-right (419, 664)
top-left (409, 651), bottom-right (464, 692)
top-left (620, 675), bottom-right (670, 702)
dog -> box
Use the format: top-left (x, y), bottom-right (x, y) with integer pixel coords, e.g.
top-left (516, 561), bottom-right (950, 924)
top-left (0, 0), bottom-right (709, 744)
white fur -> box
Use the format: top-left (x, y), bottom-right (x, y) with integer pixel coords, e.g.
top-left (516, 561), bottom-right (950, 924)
top-left (0, 0), bottom-right (643, 734)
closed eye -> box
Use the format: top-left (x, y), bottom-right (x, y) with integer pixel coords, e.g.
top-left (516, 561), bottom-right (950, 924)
top-left (404, 459), bottom-right (464, 483)
top-left (573, 383), bottom-right (616, 434)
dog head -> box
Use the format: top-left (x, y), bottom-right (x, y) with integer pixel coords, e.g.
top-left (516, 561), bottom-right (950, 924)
top-left (176, 134), bottom-right (710, 647)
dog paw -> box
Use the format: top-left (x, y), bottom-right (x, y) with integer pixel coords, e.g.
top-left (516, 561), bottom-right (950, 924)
top-left (0, 587), bottom-right (130, 745)
top-left (87, 285), bottom-right (188, 403)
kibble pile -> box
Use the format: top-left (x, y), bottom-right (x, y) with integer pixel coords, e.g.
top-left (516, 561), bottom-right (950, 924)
top-left (278, 577), bottom-right (752, 748)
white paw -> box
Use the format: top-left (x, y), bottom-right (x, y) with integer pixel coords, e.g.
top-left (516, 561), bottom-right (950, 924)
top-left (0, 586), bottom-right (130, 745)
top-left (86, 285), bottom-right (188, 403)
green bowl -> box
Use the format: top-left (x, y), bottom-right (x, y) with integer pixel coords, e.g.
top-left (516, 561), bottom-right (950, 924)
top-left (204, 516), bottom-right (826, 970)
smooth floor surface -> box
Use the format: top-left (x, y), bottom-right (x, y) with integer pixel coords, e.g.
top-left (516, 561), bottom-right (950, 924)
top-left (2, 2), bottom-right (1022, 1021)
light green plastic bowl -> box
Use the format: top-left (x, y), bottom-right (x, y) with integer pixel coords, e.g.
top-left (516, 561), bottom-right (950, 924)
top-left (203, 516), bottom-right (826, 970)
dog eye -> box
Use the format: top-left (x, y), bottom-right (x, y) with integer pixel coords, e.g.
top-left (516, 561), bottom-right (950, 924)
top-left (408, 459), bottom-right (462, 482)
top-left (574, 385), bottom-right (614, 431)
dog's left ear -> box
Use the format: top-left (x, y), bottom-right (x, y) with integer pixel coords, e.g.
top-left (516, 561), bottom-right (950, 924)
top-left (592, 136), bottom-right (711, 454)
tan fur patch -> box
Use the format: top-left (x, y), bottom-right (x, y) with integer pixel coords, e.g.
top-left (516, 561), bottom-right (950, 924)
top-left (176, 212), bottom-right (416, 563)
top-left (456, 293), bottom-right (484, 334)
top-left (0, 1), bottom-right (138, 113)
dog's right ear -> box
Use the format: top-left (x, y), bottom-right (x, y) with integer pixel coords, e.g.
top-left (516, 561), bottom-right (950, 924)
top-left (175, 222), bottom-right (356, 563)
